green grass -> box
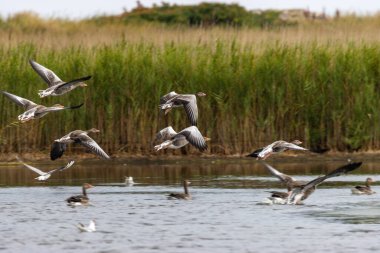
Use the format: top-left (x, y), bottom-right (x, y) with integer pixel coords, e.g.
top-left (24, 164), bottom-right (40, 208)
top-left (1, 40), bottom-right (380, 155)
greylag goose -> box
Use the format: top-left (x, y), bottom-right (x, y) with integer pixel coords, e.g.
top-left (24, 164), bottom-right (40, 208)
top-left (168, 180), bottom-right (191, 200)
top-left (1, 91), bottom-right (83, 122)
top-left (51, 128), bottom-right (110, 160)
top-left (288, 162), bottom-right (362, 205)
top-left (154, 126), bottom-right (210, 152)
top-left (247, 140), bottom-right (307, 160)
top-left (159, 91), bottom-right (206, 126)
top-left (66, 183), bottom-right (93, 205)
top-left (261, 162), bottom-right (307, 204)
top-left (16, 156), bottom-right (74, 181)
top-left (29, 60), bottom-right (91, 98)
top-left (77, 220), bottom-right (96, 232)
top-left (352, 178), bottom-right (376, 195)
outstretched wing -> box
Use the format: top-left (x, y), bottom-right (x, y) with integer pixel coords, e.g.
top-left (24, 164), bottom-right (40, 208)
top-left (16, 156), bottom-right (45, 176)
top-left (261, 162), bottom-right (297, 185)
top-left (176, 95), bottom-right (198, 126)
top-left (176, 126), bottom-right (207, 151)
top-left (78, 134), bottom-right (110, 159)
top-left (302, 162), bottom-right (362, 192)
top-left (160, 91), bottom-right (178, 105)
top-left (278, 142), bottom-right (308, 151)
top-left (29, 59), bottom-right (64, 87)
top-left (1, 91), bottom-right (37, 110)
top-left (47, 160), bottom-right (75, 174)
top-left (154, 126), bottom-right (177, 143)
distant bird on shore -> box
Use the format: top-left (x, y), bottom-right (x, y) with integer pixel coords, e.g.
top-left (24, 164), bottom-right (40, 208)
top-left (77, 220), bottom-right (96, 232)
top-left (288, 162), bottom-right (363, 204)
top-left (125, 176), bottom-right (135, 186)
top-left (16, 156), bottom-right (74, 181)
top-left (159, 91), bottom-right (206, 126)
top-left (154, 126), bottom-right (210, 152)
top-left (351, 178), bottom-right (376, 195)
top-left (1, 91), bottom-right (83, 123)
top-left (29, 59), bottom-right (91, 98)
top-left (168, 180), bottom-right (192, 200)
top-left (247, 140), bottom-right (307, 160)
top-left (51, 128), bottom-right (110, 160)
top-left (67, 183), bottom-right (94, 206)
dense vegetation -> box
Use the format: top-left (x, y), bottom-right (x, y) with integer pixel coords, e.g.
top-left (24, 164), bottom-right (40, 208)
top-left (1, 5), bottom-right (380, 156)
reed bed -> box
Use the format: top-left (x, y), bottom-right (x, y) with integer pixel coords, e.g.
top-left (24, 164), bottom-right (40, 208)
top-left (1, 22), bottom-right (380, 155)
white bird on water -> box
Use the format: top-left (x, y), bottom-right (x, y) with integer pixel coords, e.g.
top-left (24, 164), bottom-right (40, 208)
top-left (125, 176), bottom-right (135, 186)
top-left (16, 156), bottom-right (74, 181)
top-left (77, 220), bottom-right (96, 232)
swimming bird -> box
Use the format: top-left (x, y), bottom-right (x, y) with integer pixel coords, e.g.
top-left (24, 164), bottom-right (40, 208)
top-left (66, 183), bottom-right (94, 205)
top-left (16, 156), bottom-right (74, 181)
top-left (29, 59), bottom-right (91, 98)
top-left (351, 178), bottom-right (376, 195)
top-left (168, 180), bottom-right (191, 200)
top-left (1, 91), bottom-right (83, 122)
top-left (154, 126), bottom-right (210, 152)
top-left (77, 220), bottom-right (96, 232)
top-left (159, 91), bottom-right (206, 126)
top-left (125, 176), bottom-right (135, 186)
top-left (51, 128), bottom-right (110, 160)
top-left (247, 140), bottom-right (307, 160)
top-left (288, 162), bottom-right (363, 205)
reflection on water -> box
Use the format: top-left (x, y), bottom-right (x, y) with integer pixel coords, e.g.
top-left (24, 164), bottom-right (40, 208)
top-left (0, 158), bottom-right (379, 252)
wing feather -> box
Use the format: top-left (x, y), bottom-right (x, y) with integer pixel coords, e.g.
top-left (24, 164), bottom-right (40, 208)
top-left (29, 59), bottom-right (64, 87)
top-left (16, 156), bottom-right (45, 176)
top-left (1, 91), bottom-right (37, 110)
top-left (176, 126), bottom-right (207, 151)
top-left (78, 135), bottom-right (110, 159)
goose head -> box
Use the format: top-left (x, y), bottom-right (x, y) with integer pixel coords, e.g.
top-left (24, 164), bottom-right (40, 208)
top-left (203, 137), bottom-right (211, 142)
top-left (87, 128), bottom-right (100, 133)
top-left (83, 183), bottom-right (94, 189)
top-left (196, 92), bottom-right (206, 97)
top-left (366, 178), bottom-right (374, 185)
top-left (79, 82), bottom-right (88, 87)
top-left (291, 140), bottom-right (302, 145)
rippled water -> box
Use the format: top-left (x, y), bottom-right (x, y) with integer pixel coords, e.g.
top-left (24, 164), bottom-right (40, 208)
top-left (0, 157), bottom-right (379, 252)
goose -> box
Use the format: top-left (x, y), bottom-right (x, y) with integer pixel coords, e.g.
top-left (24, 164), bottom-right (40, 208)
top-left (260, 162), bottom-right (307, 204)
top-left (288, 162), bottom-right (363, 205)
top-left (125, 176), bottom-right (135, 186)
top-left (352, 178), bottom-right (376, 195)
top-left (51, 128), bottom-right (110, 160)
top-left (1, 91), bottom-right (83, 122)
top-left (77, 220), bottom-right (96, 232)
top-left (159, 91), bottom-right (206, 126)
top-left (247, 140), bottom-right (307, 160)
top-left (168, 180), bottom-right (191, 200)
top-left (16, 156), bottom-right (74, 181)
top-left (66, 183), bottom-right (94, 205)
top-left (29, 60), bottom-right (91, 98)
top-left (154, 126), bottom-right (210, 152)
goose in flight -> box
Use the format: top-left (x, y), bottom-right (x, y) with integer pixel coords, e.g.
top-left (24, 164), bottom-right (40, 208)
top-left (1, 91), bottom-right (83, 122)
top-left (29, 60), bottom-right (91, 98)
top-left (288, 162), bottom-right (363, 205)
top-left (51, 128), bottom-right (110, 160)
top-left (154, 126), bottom-right (210, 152)
top-left (67, 183), bottom-right (94, 206)
top-left (351, 178), bottom-right (376, 195)
top-left (16, 156), bottom-right (74, 181)
top-left (159, 91), bottom-right (206, 126)
top-left (168, 180), bottom-right (192, 200)
top-left (77, 220), bottom-right (96, 232)
top-left (247, 140), bottom-right (307, 160)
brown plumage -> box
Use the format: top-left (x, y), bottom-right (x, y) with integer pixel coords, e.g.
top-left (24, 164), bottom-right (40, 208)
top-left (168, 180), bottom-right (191, 200)
top-left (66, 183), bottom-right (94, 205)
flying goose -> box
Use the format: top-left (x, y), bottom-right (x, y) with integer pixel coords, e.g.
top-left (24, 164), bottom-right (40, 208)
top-left (29, 60), bottom-right (91, 98)
top-left (16, 156), bottom-right (74, 181)
top-left (77, 220), bottom-right (96, 232)
top-left (66, 183), bottom-right (94, 205)
top-left (159, 91), bottom-right (206, 126)
top-left (154, 126), bottom-right (210, 152)
top-left (168, 180), bottom-right (191, 200)
top-left (288, 162), bottom-right (363, 205)
top-left (261, 162), bottom-right (307, 204)
top-left (1, 91), bottom-right (83, 122)
top-left (247, 140), bottom-right (307, 160)
top-left (51, 128), bottom-right (110, 160)
top-left (351, 178), bottom-right (376, 195)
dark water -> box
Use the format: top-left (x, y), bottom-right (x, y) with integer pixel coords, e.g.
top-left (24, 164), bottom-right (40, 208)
top-left (0, 157), bottom-right (379, 252)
